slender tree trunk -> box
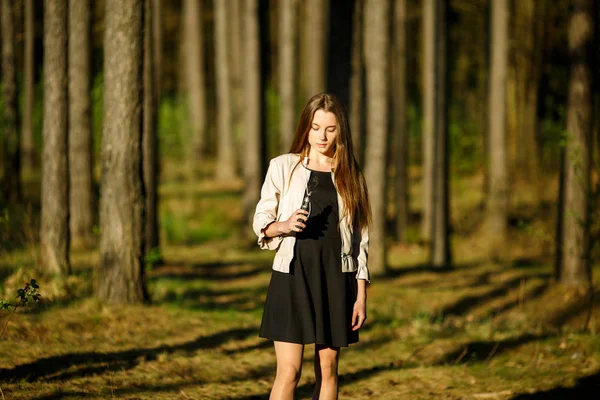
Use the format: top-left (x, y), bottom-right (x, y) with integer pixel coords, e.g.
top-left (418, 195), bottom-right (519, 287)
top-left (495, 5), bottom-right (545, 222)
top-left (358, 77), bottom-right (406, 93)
top-left (22, 0), bottom-right (36, 172)
top-left (363, 0), bottom-right (390, 275)
top-left (486, 0), bottom-right (508, 259)
top-left (1, 0), bottom-right (21, 203)
top-left (303, 0), bottom-right (328, 98)
top-left (183, 0), bottom-right (207, 161)
top-left (97, 0), bottom-right (148, 303)
top-left (41, 0), bottom-right (70, 275)
top-left (559, 0), bottom-right (594, 286)
top-left (393, 0), bottom-right (409, 242)
top-left (421, 0), bottom-right (435, 243)
top-left (229, 0), bottom-right (243, 158)
top-left (69, 0), bottom-right (95, 250)
top-left (511, 0), bottom-right (544, 193)
top-left (144, 0), bottom-right (159, 255)
top-left (242, 0), bottom-right (262, 241)
top-left (279, 0), bottom-right (297, 152)
top-left (152, 0), bottom-right (161, 101)
top-left (350, 0), bottom-right (364, 164)
top-left (431, 0), bottom-right (451, 267)
top-left (214, 0), bottom-right (236, 180)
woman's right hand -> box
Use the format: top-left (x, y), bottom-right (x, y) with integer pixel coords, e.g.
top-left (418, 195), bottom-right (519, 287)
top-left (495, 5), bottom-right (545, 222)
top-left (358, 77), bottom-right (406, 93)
top-left (278, 209), bottom-right (309, 235)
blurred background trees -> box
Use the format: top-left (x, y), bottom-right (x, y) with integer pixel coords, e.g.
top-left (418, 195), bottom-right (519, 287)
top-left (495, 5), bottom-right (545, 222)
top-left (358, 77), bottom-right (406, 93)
top-left (0, 0), bottom-right (598, 303)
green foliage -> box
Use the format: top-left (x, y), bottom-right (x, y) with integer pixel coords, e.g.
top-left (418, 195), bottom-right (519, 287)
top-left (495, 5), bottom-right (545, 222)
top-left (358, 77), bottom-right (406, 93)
top-left (158, 95), bottom-right (189, 159)
top-left (0, 279), bottom-right (40, 311)
top-left (92, 73), bottom-right (104, 154)
top-left (145, 247), bottom-right (162, 271)
top-left (162, 206), bottom-right (233, 245)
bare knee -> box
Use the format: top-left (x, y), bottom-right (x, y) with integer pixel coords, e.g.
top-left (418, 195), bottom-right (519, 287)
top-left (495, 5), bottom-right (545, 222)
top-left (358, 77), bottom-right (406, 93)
top-left (276, 364), bottom-right (302, 385)
top-left (317, 352), bottom-right (339, 381)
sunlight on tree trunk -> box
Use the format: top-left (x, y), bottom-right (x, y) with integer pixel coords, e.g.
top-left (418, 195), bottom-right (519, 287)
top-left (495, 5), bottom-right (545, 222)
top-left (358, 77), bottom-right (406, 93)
top-left (363, 0), bottom-right (390, 275)
top-left (97, 0), bottom-right (148, 303)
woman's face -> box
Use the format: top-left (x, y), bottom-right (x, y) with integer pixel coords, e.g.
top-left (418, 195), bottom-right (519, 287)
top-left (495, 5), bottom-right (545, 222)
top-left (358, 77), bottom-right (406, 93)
top-left (308, 109), bottom-right (338, 158)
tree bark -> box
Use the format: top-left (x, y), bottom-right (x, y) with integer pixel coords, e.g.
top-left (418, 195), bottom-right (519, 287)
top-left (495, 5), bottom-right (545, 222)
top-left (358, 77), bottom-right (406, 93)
top-left (279, 0), bottom-right (297, 152)
top-left (393, 0), bottom-right (409, 242)
top-left (144, 0), bottom-right (159, 255)
top-left (1, 0), bottom-right (21, 203)
top-left (302, 0), bottom-right (328, 98)
top-left (421, 0), bottom-right (435, 243)
top-left (486, 0), bottom-right (508, 259)
top-left (363, 0), bottom-right (390, 275)
top-left (97, 0), bottom-right (148, 303)
top-left (559, 0), bottom-right (594, 286)
top-left (22, 0), bottom-right (36, 172)
top-left (350, 0), bottom-right (364, 164)
top-left (183, 0), bottom-right (207, 161)
top-left (41, 0), bottom-right (70, 275)
top-left (152, 0), bottom-right (161, 101)
top-left (431, 0), bottom-right (451, 267)
top-left (214, 0), bottom-right (236, 180)
top-left (242, 0), bottom-right (262, 241)
top-left (69, 0), bottom-right (95, 250)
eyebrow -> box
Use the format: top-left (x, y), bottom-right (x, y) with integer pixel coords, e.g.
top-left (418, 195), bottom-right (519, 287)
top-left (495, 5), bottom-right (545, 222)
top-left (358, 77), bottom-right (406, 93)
top-left (312, 123), bottom-right (337, 129)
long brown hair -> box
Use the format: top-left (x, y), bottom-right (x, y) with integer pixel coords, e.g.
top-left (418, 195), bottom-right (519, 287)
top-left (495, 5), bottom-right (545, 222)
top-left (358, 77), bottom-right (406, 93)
top-left (288, 93), bottom-right (372, 231)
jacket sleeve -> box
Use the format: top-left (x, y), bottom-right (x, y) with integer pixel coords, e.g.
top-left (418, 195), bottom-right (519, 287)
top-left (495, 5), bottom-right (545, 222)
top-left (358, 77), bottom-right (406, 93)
top-left (354, 223), bottom-right (370, 283)
top-left (252, 159), bottom-right (284, 250)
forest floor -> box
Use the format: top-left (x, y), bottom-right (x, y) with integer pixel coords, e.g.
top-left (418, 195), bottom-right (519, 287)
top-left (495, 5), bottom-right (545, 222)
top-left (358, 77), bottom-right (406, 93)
top-left (1, 164), bottom-right (599, 399)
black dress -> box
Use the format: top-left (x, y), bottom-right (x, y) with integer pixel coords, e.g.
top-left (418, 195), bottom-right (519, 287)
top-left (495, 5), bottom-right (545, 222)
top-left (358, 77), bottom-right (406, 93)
top-left (259, 169), bottom-right (359, 347)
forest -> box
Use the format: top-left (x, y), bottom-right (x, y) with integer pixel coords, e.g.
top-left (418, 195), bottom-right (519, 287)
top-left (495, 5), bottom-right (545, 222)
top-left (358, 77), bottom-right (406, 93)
top-left (0, 0), bottom-right (599, 398)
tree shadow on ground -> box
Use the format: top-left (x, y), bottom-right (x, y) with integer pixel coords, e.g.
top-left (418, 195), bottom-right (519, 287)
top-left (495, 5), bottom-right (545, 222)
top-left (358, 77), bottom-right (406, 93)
top-left (0, 326), bottom-right (258, 383)
top-left (510, 369), bottom-right (600, 399)
top-left (148, 260), bottom-right (270, 281)
top-left (432, 273), bottom-right (551, 322)
top-left (156, 284), bottom-right (267, 312)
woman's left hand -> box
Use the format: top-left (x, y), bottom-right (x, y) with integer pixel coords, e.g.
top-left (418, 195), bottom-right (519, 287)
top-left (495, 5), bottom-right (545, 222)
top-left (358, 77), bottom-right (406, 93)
top-left (351, 298), bottom-right (367, 331)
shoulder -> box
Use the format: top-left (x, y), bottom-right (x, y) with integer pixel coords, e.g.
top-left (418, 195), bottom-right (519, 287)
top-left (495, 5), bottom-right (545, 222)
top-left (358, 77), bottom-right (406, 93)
top-left (269, 153), bottom-right (301, 170)
top-left (270, 153), bottom-right (300, 165)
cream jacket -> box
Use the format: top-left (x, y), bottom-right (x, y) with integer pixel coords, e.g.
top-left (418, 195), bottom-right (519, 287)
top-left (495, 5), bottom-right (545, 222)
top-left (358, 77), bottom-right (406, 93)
top-left (252, 153), bottom-right (370, 283)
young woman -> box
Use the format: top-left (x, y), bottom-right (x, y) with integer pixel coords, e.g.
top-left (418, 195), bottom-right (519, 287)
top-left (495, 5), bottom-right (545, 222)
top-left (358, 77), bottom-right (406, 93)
top-left (253, 93), bottom-right (372, 400)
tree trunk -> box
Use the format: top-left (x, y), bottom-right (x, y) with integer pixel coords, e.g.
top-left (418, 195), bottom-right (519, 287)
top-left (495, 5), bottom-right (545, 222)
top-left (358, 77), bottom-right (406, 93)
top-left (183, 0), bottom-right (207, 162)
top-left (229, 0), bottom-right (243, 159)
top-left (242, 0), bottom-right (262, 242)
top-left (22, 0), bottom-right (36, 172)
top-left (97, 0), bottom-right (148, 303)
top-left (486, 0), bottom-right (508, 259)
top-left (303, 0), bottom-right (328, 98)
top-left (511, 0), bottom-right (544, 193)
top-left (421, 0), bottom-right (435, 243)
top-left (559, 0), bottom-right (594, 286)
top-left (279, 0), bottom-right (297, 152)
top-left (1, 0), bottom-right (21, 203)
top-left (152, 0), bottom-right (161, 101)
top-left (69, 0), bottom-right (95, 250)
top-left (144, 0), bottom-right (159, 255)
top-left (431, 0), bottom-right (451, 268)
top-left (214, 0), bottom-right (236, 180)
top-left (350, 0), bottom-right (364, 164)
top-left (41, 0), bottom-right (70, 275)
top-left (393, 0), bottom-right (409, 242)
top-left (363, 0), bottom-right (390, 275)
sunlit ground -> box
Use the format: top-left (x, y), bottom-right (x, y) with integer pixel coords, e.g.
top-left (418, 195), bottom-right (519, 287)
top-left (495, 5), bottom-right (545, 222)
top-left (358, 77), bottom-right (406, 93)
top-left (0, 160), bottom-right (598, 399)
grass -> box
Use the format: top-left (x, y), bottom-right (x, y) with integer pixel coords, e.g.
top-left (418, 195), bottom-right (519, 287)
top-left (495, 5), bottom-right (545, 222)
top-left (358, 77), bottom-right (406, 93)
top-left (0, 160), bottom-right (599, 399)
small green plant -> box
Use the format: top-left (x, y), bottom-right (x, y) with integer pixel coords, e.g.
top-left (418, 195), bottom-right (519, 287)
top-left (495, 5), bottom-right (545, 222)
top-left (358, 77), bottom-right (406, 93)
top-left (0, 279), bottom-right (41, 338)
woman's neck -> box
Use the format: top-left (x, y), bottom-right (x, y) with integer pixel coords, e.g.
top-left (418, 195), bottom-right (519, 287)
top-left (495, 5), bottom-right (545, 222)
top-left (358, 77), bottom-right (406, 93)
top-left (306, 149), bottom-right (333, 170)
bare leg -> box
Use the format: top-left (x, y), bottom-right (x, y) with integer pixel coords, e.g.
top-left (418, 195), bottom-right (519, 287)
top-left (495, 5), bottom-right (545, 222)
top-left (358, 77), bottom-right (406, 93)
top-left (270, 341), bottom-right (304, 400)
top-left (312, 344), bottom-right (340, 400)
